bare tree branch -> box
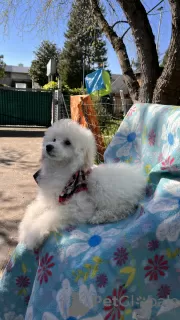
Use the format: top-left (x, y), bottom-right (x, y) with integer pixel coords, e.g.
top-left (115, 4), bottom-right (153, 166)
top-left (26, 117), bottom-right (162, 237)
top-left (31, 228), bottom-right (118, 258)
top-left (153, 0), bottom-right (180, 104)
top-left (122, 0), bottom-right (165, 41)
top-left (90, 0), bottom-right (139, 102)
top-left (117, 0), bottom-right (159, 102)
top-left (0, 0), bottom-right (70, 35)
top-left (105, 0), bottom-right (118, 16)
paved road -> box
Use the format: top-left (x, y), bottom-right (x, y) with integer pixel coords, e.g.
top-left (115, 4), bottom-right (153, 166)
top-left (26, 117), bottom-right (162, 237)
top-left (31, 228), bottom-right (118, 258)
top-left (0, 127), bottom-right (45, 272)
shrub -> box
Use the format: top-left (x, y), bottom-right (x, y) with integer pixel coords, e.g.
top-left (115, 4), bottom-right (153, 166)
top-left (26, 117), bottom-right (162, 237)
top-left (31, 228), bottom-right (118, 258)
top-left (0, 84), bottom-right (9, 87)
top-left (62, 84), bottom-right (85, 96)
top-left (43, 81), bottom-right (58, 90)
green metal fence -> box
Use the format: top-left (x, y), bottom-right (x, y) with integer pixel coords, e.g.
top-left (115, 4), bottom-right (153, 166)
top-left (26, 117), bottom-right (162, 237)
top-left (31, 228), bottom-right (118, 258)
top-left (0, 89), bottom-right (53, 126)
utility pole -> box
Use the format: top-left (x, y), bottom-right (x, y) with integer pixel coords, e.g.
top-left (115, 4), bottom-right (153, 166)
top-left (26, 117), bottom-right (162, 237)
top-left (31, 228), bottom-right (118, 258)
top-left (156, 6), bottom-right (164, 56)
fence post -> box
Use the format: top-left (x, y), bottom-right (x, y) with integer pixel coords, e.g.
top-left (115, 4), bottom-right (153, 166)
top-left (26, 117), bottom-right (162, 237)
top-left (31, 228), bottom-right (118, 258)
top-left (120, 90), bottom-right (127, 116)
top-left (52, 90), bottom-right (58, 123)
top-left (53, 90), bottom-right (70, 120)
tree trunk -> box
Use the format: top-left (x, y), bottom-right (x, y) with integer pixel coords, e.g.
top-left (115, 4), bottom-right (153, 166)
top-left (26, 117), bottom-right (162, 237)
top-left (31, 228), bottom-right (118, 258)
top-left (117, 0), bottom-right (160, 103)
top-left (153, 0), bottom-right (180, 105)
top-left (90, 0), bottom-right (139, 102)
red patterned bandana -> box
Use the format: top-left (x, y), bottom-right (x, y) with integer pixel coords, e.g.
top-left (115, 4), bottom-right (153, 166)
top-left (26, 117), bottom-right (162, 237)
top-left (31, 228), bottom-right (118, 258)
top-left (33, 169), bottom-right (91, 204)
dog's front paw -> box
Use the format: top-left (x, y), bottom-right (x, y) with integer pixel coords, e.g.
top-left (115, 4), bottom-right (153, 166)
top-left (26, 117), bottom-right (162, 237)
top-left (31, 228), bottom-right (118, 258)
top-left (19, 226), bottom-right (49, 250)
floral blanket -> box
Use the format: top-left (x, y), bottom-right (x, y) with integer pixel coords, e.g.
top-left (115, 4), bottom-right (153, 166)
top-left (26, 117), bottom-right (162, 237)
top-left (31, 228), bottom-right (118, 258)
top-left (1, 103), bottom-right (180, 320)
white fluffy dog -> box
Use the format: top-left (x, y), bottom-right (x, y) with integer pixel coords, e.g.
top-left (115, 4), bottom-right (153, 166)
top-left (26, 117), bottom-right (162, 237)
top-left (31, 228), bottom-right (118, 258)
top-left (19, 119), bottom-right (146, 249)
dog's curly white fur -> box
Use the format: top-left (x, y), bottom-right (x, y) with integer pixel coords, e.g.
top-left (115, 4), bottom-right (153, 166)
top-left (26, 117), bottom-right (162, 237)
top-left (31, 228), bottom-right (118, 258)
top-left (19, 119), bottom-right (146, 249)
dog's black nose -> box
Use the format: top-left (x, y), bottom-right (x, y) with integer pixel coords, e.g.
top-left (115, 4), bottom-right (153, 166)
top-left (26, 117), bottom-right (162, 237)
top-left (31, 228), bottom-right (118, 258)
top-left (46, 144), bottom-right (54, 153)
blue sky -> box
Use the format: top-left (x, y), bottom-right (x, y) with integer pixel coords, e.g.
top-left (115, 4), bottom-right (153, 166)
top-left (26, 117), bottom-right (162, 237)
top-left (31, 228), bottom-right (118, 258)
top-left (0, 0), bottom-right (171, 74)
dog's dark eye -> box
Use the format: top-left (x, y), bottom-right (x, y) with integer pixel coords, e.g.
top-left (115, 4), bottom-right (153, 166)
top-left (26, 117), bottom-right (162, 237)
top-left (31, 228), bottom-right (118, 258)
top-left (64, 139), bottom-right (71, 146)
top-left (53, 138), bottom-right (56, 142)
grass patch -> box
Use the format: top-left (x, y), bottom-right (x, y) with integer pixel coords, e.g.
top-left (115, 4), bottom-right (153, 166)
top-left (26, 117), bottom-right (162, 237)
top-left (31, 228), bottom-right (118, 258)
top-left (102, 119), bottom-right (121, 149)
top-left (95, 119), bottom-right (122, 163)
top-left (101, 119), bottom-right (121, 137)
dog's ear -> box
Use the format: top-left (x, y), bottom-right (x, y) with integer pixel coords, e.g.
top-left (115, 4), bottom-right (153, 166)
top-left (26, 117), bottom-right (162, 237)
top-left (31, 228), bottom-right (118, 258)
top-left (83, 149), bottom-right (92, 171)
top-left (73, 127), bottom-right (96, 171)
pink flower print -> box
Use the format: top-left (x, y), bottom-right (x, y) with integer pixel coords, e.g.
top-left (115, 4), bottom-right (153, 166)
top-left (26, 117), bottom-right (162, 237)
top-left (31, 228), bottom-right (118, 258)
top-left (146, 185), bottom-right (154, 198)
top-left (6, 259), bottom-right (14, 272)
top-left (148, 240), bottom-right (159, 251)
top-left (34, 248), bottom-right (40, 261)
top-left (37, 253), bottom-right (55, 284)
top-left (127, 105), bottom-right (136, 116)
top-left (148, 129), bottom-right (156, 146)
top-left (104, 285), bottom-right (127, 320)
top-left (24, 295), bottom-right (30, 305)
top-left (16, 276), bottom-right (30, 288)
top-left (157, 284), bottom-right (171, 298)
top-left (113, 247), bottom-right (128, 266)
top-left (175, 268), bottom-right (180, 282)
top-left (158, 153), bottom-right (163, 163)
top-left (139, 206), bottom-right (144, 217)
top-left (161, 156), bottom-right (177, 171)
top-left (113, 158), bottom-right (120, 163)
top-left (96, 273), bottom-right (108, 288)
top-left (65, 225), bottom-right (76, 232)
top-left (144, 255), bottom-right (168, 281)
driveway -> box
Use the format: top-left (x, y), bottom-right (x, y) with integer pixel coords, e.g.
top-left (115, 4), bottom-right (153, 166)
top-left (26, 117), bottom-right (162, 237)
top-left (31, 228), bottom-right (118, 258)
top-left (0, 127), bottom-right (45, 273)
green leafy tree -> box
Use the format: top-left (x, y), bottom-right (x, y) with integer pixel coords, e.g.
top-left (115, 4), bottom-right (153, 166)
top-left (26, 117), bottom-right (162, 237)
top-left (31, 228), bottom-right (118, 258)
top-left (0, 55), bottom-right (6, 79)
top-left (58, 0), bottom-right (107, 88)
top-left (29, 40), bottom-right (60, 86)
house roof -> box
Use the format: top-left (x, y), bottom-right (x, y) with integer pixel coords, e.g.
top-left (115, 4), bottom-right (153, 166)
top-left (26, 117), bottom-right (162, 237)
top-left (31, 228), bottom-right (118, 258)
top-left (5, 65), bottom-right (30, 74)
top-left (111, 74), bottom-right (129, 95)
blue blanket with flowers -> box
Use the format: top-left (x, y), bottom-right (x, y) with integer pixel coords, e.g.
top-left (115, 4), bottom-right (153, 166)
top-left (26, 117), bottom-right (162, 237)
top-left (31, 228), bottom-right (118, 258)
top-left (1, 103), bottom-right (180, 320)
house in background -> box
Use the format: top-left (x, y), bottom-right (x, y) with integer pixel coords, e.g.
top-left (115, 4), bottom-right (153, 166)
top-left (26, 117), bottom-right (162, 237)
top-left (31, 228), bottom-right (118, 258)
top-left (111, 74), bottom-right (132, 115)
top-left (0, 65), bottom-right (32, 88)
